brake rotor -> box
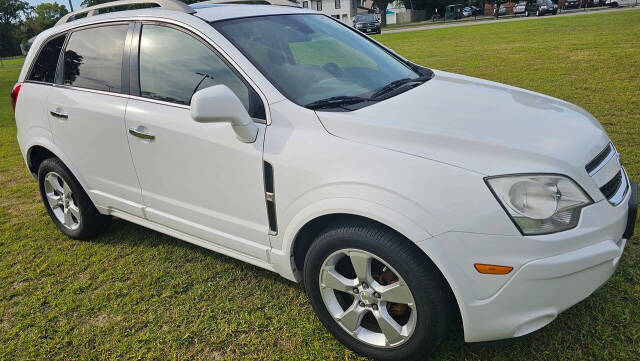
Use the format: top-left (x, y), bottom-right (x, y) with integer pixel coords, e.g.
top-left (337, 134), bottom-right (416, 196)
top-left (377, 266), bottom-right (409, 317)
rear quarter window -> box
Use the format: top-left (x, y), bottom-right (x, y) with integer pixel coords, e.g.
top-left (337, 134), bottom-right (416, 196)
top-left (28, 35), bottom-right (66, 83)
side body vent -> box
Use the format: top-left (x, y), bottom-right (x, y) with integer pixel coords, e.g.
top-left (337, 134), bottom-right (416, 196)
top-left (263, 161), bottom-right (278, 235)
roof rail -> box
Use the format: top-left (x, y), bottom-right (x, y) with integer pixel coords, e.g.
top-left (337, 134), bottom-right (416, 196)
top-left (55, 0), bottom-right (196, 26)
top-left (194, 0), bottom-right (301, 7)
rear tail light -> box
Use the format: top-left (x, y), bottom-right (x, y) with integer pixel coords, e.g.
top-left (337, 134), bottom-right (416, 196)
top-left (11, 82), bottom-right (23, 112)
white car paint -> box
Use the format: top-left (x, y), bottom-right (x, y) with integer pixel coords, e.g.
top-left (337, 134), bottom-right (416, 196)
top-left (14, 4), bottom-right (634, 346)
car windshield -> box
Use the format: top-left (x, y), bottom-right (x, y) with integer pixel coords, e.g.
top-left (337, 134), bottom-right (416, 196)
top-left (212, 14), bottom-right (422, 108)
top-left (355, 14), bottom-right (377, 22)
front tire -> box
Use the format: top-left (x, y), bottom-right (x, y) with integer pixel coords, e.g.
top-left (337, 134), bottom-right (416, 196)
top-left (38, 158), bottom-right (110, 239)
top-left (304, 221), bottom-right (452, 361)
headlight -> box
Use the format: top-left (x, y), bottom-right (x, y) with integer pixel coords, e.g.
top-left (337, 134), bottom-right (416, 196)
top-left (356, 24), bottom-right (363, 28)
top-left (486, 174), bottom-right (593, 235)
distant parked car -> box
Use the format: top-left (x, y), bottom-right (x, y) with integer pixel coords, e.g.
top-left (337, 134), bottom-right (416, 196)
top-left (514, 2), bottom-right (527, 14)
top-left (563, 0), bottom-right (580, 8)
top-left (470, 5), bottom-right (483, 14)
top-left (462, 6), bottom-right (473, 16)
top-left (589, 0), bottom-right (605, 6)
top-left (353, 14), bottom-right (381, 34)
top-left (493, 5), bottom-right (507, 15)
top-left (525, 0), bottom-right (558, 16)
top-left (605, 0), bottom-right (619, 6)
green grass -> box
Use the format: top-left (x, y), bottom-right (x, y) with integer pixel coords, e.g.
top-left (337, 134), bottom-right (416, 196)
top-left (1, 10), bottom-right (639, 360)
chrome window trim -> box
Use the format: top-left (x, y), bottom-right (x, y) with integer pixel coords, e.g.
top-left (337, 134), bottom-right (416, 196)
top-left (128, 94), bottom-right (191, 109)
top-left (52, 83), bottom-right (131, 99)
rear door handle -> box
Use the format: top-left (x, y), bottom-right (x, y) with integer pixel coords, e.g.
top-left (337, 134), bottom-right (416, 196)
top-left (128, 127), bottom-right (155, 140)
top-left (49, 108), bottom-right (68, 119)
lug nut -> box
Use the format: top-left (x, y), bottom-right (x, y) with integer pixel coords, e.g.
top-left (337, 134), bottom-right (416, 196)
top-left (359, 301), bottom-right (365, 307)
top-left (353, 288), bottom-right (359, 294)
top-left (374, 292), bottom-right (380, 298)
top-left (362, 283), bottom-right (368, 289)
top-left (372, 304), bottom-right (378, 311)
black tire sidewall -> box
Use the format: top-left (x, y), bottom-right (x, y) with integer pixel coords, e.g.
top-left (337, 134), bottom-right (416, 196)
top-left (304, 225), bottom-right (449, 361)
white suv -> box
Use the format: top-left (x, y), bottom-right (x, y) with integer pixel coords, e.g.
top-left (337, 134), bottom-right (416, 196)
top-left (12, 1), bottom-right (637, 360)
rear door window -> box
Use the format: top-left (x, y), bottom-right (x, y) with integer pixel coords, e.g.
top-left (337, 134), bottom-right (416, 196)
top-left (28, 34), bottom-right (66, 83)
top-left (62, 25), bottom-right (128, 93)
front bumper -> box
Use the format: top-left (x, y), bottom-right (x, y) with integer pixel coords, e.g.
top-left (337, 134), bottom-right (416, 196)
top-left (418, 180), bottom-right (637, 342)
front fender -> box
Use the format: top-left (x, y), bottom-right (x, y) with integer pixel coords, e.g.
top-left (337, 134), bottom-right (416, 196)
top-left (270, 194), bottom-right (434, 282)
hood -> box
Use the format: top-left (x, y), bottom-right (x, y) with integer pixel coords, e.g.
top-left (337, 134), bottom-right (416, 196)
top-left (315, 70), bottom-right (610, 180)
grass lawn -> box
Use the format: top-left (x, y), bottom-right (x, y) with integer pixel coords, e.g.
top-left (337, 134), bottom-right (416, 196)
top-left (1, 10), bottom-right (639, 361)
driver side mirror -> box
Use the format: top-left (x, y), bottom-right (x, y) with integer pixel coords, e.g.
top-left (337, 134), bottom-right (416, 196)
top-left (191, 85), bottom-right (259, 143)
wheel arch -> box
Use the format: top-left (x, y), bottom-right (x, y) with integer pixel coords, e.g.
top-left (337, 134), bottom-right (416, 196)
top-left (25, 140), bottom-right (95, 205)
top-left (282, 209), bottom-right (463, 332)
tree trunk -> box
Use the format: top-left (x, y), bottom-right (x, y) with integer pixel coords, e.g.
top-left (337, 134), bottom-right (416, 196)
top-left (380, 4), bottom-right (388, 26)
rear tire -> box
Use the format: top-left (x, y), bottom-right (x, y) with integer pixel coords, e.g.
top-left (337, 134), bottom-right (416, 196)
top-left (304, 220), bottom-right (452, 361)
top-left (38, 158), bottom-right (110, 239)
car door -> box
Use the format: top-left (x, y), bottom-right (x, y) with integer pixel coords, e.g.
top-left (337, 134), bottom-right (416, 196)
top-left (125, 23), bottom-right (271, 261)
top-left (48, 23), bottom-right (145, 217)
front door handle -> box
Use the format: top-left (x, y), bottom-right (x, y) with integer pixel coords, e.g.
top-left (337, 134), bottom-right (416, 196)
top-left (49, 108), bottom-right (68, 119)
top-left (128, 127), bottom-right (155, 140)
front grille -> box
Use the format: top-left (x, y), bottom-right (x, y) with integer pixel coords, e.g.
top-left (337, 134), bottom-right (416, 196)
top-left (585, 143), bottom-right (613, 175)
top-left (600, 171), bottom-right (622, 200)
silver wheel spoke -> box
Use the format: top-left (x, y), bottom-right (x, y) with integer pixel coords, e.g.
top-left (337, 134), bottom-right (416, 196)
top-left (336, 302), bottom-right (365, 332)
top-left (46, 193), bottom-right (62, 208)
top-left (322, 268), bottom-right (357, 293)
top-left (62, 181), bottom-right (72, 196)
top-left (377, 282), bottom-right (414, 305)
top-left (349, 251), bottom-right (371, 282)
top-left (374, 307), bottom-right (405, 345)
top-left (63, 208), bottom-right (73, 227)
top-left (45, 174), bottom-right (64, 194)
top-left (68, 201), bottom-right (81, 220)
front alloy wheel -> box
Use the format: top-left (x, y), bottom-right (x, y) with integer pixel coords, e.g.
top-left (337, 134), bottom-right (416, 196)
top-left (319, 249), bottom-right (417, 347)
top-left (304, 221), bottom-right (453, 361)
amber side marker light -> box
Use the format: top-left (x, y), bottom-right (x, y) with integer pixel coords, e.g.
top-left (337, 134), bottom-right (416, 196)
top-left (474, 264), bottom-right (513, 275)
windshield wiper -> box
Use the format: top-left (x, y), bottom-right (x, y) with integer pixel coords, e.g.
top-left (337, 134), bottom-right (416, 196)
top-left (370, 76), bottom-right (431, 100)
top-left (305, 96), bottom-right (371, 110)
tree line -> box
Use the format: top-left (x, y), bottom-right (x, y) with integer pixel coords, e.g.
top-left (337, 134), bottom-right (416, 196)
top-left (0, 0), bottom-right (198, 57)
top-left (1, 0), bottom-right (70, 57)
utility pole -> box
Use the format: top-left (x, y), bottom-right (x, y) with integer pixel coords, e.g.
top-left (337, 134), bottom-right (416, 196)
top-left (68, 0), bottom-right (74, 11)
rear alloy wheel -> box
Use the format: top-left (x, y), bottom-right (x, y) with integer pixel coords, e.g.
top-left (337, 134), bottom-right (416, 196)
top-left (43, 171), bottom-right (81, 231)
top-left (38, 158), bottom-right (110, 239)
top-left (304, 221), bottom-right (452, 361)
